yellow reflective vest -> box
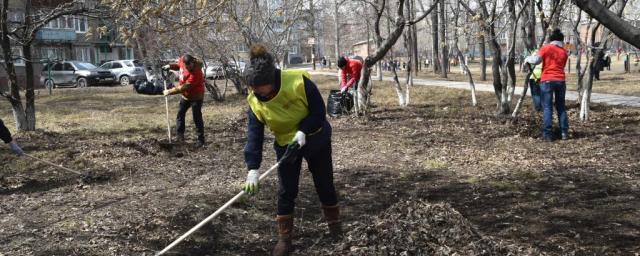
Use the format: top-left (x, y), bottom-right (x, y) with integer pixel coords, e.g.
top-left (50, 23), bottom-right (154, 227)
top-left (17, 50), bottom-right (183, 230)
top-left (247, 69), bottom-right (311, 146)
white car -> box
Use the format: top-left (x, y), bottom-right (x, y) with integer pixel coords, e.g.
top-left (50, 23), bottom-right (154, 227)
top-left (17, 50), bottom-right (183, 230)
top-left (99, 60), bottom-right (147, 86)
top-left (204, 61), bottom-right (246, 80)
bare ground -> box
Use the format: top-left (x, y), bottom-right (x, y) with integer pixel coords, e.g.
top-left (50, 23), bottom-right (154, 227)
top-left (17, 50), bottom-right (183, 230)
top-left (1, 75), bottom-right (639, 255)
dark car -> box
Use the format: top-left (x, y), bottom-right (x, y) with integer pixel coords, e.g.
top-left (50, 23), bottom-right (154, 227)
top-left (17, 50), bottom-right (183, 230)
top-left (40, 61), bottom-right (115, 88)
top-left (289, 56), bottom-right (303, 64)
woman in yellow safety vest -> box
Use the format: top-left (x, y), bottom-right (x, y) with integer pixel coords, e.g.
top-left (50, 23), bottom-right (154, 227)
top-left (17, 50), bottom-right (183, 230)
top-left (241, 44), bottom-right (340, 256)
top-left (528, 49), bottom-right (543, 112)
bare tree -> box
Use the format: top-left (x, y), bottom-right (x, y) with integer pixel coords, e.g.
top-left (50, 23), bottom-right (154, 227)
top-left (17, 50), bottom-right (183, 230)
top-left (461, 0), bottom-right (507, 115)
top-left (451, 0), bottom-right (477, 106)
top-left (573, 0), bottom-right (640, 49)
top-left (579, 0), bottom-right (628, 121)
top-left (438, 0), bottom-right (447, 78)
top-left (1, 0), bottom-right (97, 131)
top-left (353, 0), bottom-right (438, 114)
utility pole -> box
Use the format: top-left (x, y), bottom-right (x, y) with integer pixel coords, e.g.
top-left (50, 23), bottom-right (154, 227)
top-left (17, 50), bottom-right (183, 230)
top-left (310, 0), bottom-right (316, 70)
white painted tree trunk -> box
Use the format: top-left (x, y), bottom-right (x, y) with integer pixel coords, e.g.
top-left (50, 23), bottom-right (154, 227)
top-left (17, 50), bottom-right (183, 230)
top-left (391, 68), bottom-right (406, 107)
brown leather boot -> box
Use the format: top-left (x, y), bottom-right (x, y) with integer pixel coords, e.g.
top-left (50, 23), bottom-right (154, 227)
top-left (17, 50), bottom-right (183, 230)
top-left (322, 204), bottom-right (342, 238)
top-left (272, 215), bottom-right (293, 256)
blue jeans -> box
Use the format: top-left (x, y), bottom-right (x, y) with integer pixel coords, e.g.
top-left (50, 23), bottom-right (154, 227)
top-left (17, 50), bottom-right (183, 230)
top-left (540, 81), bottom-right (569, 138)
top-left (529, 79), bottom-right (542, 112)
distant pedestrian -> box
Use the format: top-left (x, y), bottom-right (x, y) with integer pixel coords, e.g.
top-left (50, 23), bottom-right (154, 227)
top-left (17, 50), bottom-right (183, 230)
top-left (525, 28), bottom-right (569, 141)
top-left (337, 56), bottom-right (362, 94)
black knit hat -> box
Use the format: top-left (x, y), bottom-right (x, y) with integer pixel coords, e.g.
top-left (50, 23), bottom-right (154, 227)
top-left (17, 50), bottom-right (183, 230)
top-left (337, 56), bottom-right (347, 68)
top-left (243, 44), bottom-right (276, 86)
top-left (183, 54), bottom-right (195, 65)
top-left (549, 29), bottom-right (564, 42)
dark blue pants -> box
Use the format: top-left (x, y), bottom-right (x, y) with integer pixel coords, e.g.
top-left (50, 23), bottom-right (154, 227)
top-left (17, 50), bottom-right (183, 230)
top-left (176, 98), bottom-right (205, 143)
top-left (541, 81), bottom-right (569, 139)
top-left (274, 123), bottom-right (338, 215)
top-left (529, 79), bottom-right (542, 112)
top-left (0, 118), bottom-right (12, 144)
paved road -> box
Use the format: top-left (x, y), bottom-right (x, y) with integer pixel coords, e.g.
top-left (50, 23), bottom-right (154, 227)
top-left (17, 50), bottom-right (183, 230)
top-left (304, 69), bottom-right (640, 108)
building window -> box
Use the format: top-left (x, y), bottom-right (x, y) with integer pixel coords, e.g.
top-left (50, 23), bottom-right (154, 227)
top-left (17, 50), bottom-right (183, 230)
top-left (66, 16), bottom-right (74, 29)
top-left (75, 47), bottom-right (92, 62)
top-left (40, 47), bottom-right (66, 60)
top-left (43, 16), bottom-right (74, 29)
top-left (237, 44), bottom-right (248, 52)
top-left (1, 47), bottom-right (24, 66)
top-left (45, 18), bottom-right (58, 29)
top-left (13, 47), bottom-right (24, 65)
top-left (75, 16), bottom-right (88, 33)
top-left (8, 11), bottom-right (24, 23)
top-left (125, 48), bottom-right (135, 59)
top-left (289, 45), bottom-right (298, 54)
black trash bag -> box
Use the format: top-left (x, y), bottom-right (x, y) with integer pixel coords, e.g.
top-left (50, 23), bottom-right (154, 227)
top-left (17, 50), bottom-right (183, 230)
top-left (327, 90), bottom-right (353, 117)
top-left (133, 79), bottom-right (172, 95)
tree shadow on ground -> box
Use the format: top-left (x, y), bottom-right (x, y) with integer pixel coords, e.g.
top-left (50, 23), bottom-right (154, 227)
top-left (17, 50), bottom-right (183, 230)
top-left (420, 166), bottom-right (640, 255)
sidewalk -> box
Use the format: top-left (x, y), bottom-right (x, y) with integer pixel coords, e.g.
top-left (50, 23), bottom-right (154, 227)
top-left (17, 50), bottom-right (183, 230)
top-left (308, 70), bottom-right (640, 108)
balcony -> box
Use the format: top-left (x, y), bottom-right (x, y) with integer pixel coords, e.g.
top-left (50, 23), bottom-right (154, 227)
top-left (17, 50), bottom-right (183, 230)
top-left (36, 28), bottom-right (77, 42)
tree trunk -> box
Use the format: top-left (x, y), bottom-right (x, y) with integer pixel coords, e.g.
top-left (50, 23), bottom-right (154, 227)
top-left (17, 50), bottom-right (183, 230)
top-left (480, 35), bottom-right (487, 81)
top-left (453, 1), bottom-right (477, 106)
top-left (23, 44), bottom-right (36, 130)
top-left (580, 53), bottom-right (597, 121)
top-left (391, 65), bottom-right (406, 106)
top-left (523, 0), bottom-right (536, 50)
top-left (310, 0), bottom-right (316, 70)
top-left (1, 0), bottom-right (28, 130)
top-left (438, 0), bottom-right (447, 78)
top-left (333, 0), bottom-right (340, 66)
top-left (410, 0), bottom-right (419, 75)
top-left (505, 0), bottom-right (517, 106)
top-left (431, 0), bottom-right (440, 73)
top-left (512, 70), bottom-right (532, 119)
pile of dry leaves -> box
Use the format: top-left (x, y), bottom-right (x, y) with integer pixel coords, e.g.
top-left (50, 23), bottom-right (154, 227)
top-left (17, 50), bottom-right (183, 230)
top-left (324, 199), bottom-right (542, 256)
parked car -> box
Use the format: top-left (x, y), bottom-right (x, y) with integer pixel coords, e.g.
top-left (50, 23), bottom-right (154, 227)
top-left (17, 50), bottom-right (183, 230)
top-left (204, 62), bottom-right (225, 80)
top-left (40, 61), bottom-right (115, 88)
top-left (99, 59), bottom-right (147, 86)
top-left (289, 56), bottom-right (303, 64)
top-left (204, 61), bottom-right (245, 80)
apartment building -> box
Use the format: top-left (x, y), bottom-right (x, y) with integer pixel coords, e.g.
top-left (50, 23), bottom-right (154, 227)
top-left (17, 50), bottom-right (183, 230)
top-left (1, 0), bottom-right (134, 89)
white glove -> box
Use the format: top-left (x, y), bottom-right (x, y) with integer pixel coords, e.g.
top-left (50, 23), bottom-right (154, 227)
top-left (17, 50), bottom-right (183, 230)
top-left (244, 169), bottom-right (260, 194)
top-left (162, 64), bottom-right (171, 70)
top-left (524, 55), bottom-right (539, 64)
top-left (292, 131), bottom-right (306, 147)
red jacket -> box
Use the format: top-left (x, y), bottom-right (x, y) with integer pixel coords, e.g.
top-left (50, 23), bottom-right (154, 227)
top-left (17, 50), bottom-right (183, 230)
top-left (539, 43), bottom-right (568, 82)
top-left (169, 56), bottom-right (205, 100)
top-left (340, 57), bottom-right (362, 91)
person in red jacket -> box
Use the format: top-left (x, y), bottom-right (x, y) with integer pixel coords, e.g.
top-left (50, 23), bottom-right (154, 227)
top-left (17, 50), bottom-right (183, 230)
top-left (162, 54), bottom-right (206, 147)
top-left (525, 29), bottom-right (569, 141)
top-left (337, 56), bottom-right (362, 93)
